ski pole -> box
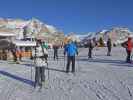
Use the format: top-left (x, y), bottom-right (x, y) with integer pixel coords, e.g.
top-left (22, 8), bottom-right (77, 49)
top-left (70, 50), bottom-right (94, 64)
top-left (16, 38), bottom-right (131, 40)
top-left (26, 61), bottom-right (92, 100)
top-left (76, 49), bottom-right (80, 72)
top-left (31, 56), bottom-right (35, 81)
top-left (64, 55), bottom-right (66, 70)
top-left (31, 66), bottom-right (32, 81)
top-left (47, 62), bottom-right (50, 80)
top-left (76, 55), bottom-right (80, 72)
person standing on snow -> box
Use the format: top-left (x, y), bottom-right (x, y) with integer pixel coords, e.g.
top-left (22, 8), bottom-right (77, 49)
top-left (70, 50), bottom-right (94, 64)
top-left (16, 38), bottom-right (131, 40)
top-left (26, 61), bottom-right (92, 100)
top-left (16, 47), bottom-right (22, 63)
top-left (88, 39), bottom-right (94, 59)
top-left (10, 43), bottom-right (17, 62)
top-left (107, 38), bottom-right (112, 56)
top-left (126, 37), bottom-right (133, 63)
top-left (64, 39), bottom-right (78, 73)
top-left (53, 44), bottom-right (59, 60)
top-left (32, 39), bottom-right (48, 89)
top-left (122, 36), bottom-right (133, 63)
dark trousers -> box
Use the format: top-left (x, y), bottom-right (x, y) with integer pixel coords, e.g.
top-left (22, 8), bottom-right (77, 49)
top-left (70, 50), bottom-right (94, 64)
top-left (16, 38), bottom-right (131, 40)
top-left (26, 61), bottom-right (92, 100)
top-left (126, 50), bottom-right (131, 62)
top-left (35, 67), bottom-right (45, 87)
top-left (54, 50), bottom-right (58, 60)
top-left (107, 47), bottom-right (111, 56)
top-left (12, 52), bottom-right (17, 62)
top-left (88, 49), bottom-right (92, 58)
top-left (19, 54), bottom-right (22, 61)
top-left (66, 56), bottom-right (75, 73)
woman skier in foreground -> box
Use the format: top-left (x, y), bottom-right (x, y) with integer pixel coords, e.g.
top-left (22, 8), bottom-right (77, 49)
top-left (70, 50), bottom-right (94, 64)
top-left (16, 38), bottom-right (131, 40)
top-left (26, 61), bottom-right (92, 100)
top-left (32, 39), bottom-right (48, 90)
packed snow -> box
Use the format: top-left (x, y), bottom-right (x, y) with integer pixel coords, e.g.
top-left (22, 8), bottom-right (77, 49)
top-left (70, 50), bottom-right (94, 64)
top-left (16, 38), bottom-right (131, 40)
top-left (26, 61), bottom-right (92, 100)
top-left (0, 47), bottom-right (133, 100)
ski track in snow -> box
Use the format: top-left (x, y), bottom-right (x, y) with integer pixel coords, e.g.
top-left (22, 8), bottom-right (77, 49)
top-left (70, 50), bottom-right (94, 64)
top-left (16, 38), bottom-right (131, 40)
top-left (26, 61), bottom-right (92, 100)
top-left (0, 47), bottom-right (133, 100)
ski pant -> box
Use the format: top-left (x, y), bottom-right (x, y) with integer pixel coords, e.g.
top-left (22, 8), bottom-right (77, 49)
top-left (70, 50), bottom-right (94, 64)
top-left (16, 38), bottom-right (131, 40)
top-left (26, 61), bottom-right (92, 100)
top-left (66, 56), bottom-right (75, 73)
top-left (19, 53), bottom-right (22, 61)
top-left (88, 49), bottom-right (92, 58)
top-left (12, 52), bottom-right (17, 62)
top-left (35, 67), bottom-right (45, 87)
top-left (126, 50), bottom-right (131, 62)
top-left (107, 47), bottom-right (111, 56)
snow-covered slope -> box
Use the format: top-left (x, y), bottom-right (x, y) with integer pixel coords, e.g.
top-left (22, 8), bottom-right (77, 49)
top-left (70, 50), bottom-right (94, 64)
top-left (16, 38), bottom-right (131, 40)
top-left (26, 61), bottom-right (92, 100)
top-left (0, 47), bottom-right (133, 100)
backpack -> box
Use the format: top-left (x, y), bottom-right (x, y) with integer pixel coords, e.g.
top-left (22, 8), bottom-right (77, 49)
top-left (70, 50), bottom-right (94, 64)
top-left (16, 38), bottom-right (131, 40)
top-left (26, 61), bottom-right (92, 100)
top-left (121, 41), bottom-right (127, 48)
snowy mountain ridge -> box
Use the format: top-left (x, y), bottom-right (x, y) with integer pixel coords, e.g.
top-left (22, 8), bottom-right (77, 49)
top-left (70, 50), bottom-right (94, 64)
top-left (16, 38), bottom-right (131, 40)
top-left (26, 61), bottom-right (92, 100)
top-left (79, 27), bottom-right (133, 45)
top-left (0, 18), bottom-right (64, 41)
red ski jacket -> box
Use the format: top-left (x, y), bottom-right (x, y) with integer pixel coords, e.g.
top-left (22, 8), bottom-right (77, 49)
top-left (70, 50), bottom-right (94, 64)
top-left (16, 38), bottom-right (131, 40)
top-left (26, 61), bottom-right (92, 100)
top-left (127, 38), bottom-right (133, 51)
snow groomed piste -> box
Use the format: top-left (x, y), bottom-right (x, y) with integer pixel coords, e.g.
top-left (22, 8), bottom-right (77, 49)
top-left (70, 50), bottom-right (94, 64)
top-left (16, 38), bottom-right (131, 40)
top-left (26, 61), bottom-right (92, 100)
top-left (0, 47), bottom-right (132, 100)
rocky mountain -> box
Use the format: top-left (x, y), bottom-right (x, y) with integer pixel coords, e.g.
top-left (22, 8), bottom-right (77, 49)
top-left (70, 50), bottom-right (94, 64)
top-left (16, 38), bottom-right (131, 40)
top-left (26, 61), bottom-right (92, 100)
top-left (96, 27), bottom-right (132, 44)
top-left (80, 27), bottom-right (133, 45)
top-left (0, 18), bottom-right (64, 44)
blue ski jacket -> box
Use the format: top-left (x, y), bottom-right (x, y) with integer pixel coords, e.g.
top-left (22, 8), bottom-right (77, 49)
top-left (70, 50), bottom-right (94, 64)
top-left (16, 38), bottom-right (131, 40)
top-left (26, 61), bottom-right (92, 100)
top-left (64, 42), bottom-right (78, 56)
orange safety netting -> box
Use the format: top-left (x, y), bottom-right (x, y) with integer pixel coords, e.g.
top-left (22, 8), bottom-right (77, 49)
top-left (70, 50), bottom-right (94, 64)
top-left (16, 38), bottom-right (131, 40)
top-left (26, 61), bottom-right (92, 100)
top-left (16, 51), bottom-right (32, 57)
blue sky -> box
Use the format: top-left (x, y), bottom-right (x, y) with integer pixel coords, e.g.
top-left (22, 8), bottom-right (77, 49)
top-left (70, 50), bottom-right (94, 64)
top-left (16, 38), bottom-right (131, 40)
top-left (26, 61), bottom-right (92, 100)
top-left (0, 0), bottom-right (133, 34)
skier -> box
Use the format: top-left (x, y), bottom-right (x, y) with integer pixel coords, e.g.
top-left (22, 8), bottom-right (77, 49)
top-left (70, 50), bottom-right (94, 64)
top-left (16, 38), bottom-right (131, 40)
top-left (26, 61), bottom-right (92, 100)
top-left (88, 39), bottom-right (94, 59)
top-left (107, 38), bottom-right (112, 56)
top-left (10, 43), bottom-right (17, 62)
top-left (16, 47), bottom-right (22, 63)
top-left (32, 39), bottom-right (48, 90)
top-left (126, 36), bottom-right (133, 63)
top-left (64, 39), bottom-right (78, 73)
top-left (53, 44), bottom-right (59, 60)
top-left (122, 36), bottom-right (133, 63)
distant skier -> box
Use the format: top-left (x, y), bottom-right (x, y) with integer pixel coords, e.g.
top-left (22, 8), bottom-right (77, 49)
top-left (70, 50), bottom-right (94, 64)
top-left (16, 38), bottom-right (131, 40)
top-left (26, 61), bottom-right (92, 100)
top-left (32, 39), bottom-right (48, 90)
top-left (10, 43), bottom-right (17, 62)
top-left (122, 36), bottom-right (133, 63)
top-left (64, 39), bottom-right (78, 73)
top-left (16, 47), bottom-right (22, 63)
top-left (107, 38), bottom-right (112, 56)
top-left (87, 39), bottom-right (94, 58)
top-left (53, 44), bottom-right (59, 60)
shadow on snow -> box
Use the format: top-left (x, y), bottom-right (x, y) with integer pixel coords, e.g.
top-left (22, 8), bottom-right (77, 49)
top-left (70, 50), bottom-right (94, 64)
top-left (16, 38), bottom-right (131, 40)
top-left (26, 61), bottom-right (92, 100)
top-left (0, 70), bottom-right (34, 87)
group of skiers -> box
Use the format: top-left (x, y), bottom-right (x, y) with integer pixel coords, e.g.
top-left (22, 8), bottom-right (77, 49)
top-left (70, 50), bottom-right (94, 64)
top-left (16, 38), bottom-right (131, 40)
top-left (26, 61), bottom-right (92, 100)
top-left (7, 35), bottom-right (133, 90)
top-left (32, 35), bottom-right (133, 90)
top-left (83, 37), bottom-right (112, 59)
top-left (87, 36), bottom-right (133, 63)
